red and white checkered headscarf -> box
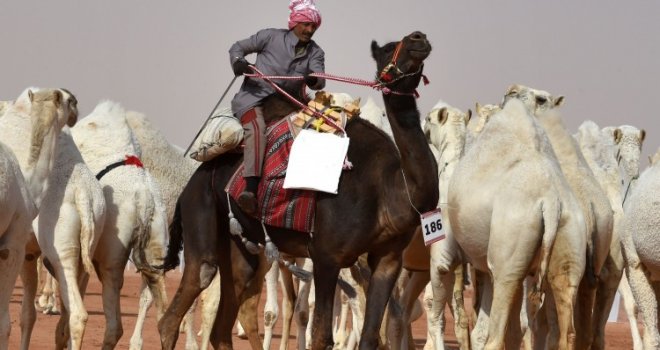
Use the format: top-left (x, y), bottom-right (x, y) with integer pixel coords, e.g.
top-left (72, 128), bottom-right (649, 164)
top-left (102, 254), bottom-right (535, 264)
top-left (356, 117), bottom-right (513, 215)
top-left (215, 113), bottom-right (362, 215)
top-left (288, 0), bottom-right (322, 30)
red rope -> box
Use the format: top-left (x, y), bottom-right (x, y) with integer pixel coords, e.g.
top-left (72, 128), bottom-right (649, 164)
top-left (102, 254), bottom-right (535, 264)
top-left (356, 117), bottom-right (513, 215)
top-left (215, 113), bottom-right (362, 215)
top-left (247, 66), bottom-right (347, 134)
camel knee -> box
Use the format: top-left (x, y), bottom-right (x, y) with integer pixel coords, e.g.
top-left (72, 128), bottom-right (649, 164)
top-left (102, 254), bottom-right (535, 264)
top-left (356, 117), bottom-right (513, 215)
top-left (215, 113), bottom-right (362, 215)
top-left (264, 310), bottom-right (278, 328)
top-left (199, 262), bottom-right (217, 290)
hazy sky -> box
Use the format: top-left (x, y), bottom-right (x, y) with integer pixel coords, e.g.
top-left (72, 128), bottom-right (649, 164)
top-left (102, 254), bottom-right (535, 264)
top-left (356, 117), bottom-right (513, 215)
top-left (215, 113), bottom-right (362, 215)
top-left (2, 1), bottom-right (659, 163)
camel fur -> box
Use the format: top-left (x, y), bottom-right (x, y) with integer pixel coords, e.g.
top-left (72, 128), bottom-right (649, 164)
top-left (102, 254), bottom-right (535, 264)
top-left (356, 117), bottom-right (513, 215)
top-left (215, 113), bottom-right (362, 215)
top-left (449, 89), bottom-right (586, 350)
top-left (70, 101), bottom-right (169, 350)
top-left (620, 147), bottom-right (660, 349)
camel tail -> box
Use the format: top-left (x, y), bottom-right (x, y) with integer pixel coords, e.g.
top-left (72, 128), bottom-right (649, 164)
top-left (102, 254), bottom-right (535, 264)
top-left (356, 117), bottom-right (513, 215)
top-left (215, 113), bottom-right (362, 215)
top-left (131, 187), bottom-right (156, 274)
top-left (532, 198), bottom-right (562, 310)
top-left (74, 188), bottom-right (96, 275)
top-left (157, 200), bottom-right (183, 272)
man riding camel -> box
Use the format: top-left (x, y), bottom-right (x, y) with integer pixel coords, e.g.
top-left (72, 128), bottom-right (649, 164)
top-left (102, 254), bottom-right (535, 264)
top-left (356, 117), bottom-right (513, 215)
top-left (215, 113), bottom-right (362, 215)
top-left (229, 0), bottom-right (326, 215)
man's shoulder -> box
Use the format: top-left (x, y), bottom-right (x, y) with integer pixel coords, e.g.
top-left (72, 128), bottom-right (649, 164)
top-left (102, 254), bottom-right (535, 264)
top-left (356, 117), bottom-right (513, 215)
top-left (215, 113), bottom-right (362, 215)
top-left (258, 28), bottom-right (288, 36)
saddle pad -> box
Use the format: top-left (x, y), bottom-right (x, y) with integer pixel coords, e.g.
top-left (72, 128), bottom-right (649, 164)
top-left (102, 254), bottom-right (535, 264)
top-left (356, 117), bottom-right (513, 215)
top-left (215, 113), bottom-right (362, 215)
top-left (226, 117), bottom-right (316, 233)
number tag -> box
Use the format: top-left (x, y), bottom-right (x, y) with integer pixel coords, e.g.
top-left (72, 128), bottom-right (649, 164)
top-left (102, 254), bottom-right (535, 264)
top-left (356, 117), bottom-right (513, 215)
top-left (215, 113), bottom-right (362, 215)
top-left (421, 208), bottom-right (445, 246)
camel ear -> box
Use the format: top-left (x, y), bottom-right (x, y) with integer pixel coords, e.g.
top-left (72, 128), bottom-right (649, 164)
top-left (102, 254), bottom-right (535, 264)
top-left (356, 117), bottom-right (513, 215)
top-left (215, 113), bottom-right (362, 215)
top-left (649, 155), bottom-right (653, 165)
top-left (438, 107), bottom-right (449, 125)
top-left (371, 40), bottom-right (380, 60)
top-left (466, 109), bottom-right (472, 123)
top-left (613, 128), bottom-right (623, 144)
top-left (554, 96), bottom-right (565, 107)
top-left (505, 84), bottom-right (521, 97)
top-left (28, 90), bottom-right (34, 102)
top-left (475, 102), bottom-right (482, 116)
top-left (353, 97), bottom-right (361, 106)
top-left (52, 90), bottom-right (62, 108)
top-left (640, 129), bottom-right (646, 144)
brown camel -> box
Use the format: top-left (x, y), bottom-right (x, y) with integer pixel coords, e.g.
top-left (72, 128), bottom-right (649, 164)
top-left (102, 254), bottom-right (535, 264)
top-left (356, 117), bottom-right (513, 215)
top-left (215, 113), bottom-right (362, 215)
top-left (157, 31), bottom-right (438, 350)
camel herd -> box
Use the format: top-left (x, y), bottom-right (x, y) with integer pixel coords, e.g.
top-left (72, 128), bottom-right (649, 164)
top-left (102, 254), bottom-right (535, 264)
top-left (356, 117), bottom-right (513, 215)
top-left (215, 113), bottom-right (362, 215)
top-left (0, 40), bottom-right (658, 350)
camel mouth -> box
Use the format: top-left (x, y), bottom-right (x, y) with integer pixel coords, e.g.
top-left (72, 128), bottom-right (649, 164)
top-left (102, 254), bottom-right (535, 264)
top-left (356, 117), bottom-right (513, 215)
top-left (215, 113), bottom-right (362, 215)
top-left (408, 49), bottom-right (430, 60)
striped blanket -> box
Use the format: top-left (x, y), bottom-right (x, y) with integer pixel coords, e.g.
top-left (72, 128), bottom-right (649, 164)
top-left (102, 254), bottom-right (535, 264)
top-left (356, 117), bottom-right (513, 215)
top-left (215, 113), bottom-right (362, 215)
top-left (225, 117), bottom-right (316, 233)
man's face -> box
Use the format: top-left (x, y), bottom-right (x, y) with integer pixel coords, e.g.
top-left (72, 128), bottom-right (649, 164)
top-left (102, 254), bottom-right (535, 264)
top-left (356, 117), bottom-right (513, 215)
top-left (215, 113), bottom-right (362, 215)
top-left (293, 22), bottom-right (317, 43)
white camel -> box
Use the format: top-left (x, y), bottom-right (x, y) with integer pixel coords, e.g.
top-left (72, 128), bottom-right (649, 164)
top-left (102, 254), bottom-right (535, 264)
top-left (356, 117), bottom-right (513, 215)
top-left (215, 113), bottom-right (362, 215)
top-left (0, 88), bottom-right (83, 349)
top-left (449, 88), bottom-right (586, 350)
top-left (392, 101), bottom-right (472, 350)
top-left (575, 120), bottom-right (644, 350)
top-left (620, 147), bottom-right (660, 349)
top-left (27, 127), bottom-right (106, 350)
top-left (124, 109), bottom-right (202, 350)
top-left (70, 101), bottom-right (169, 350)
top-left (518, 86), bottom-right (613, 350)
top-left (0, 141), bottom-right (38, 350)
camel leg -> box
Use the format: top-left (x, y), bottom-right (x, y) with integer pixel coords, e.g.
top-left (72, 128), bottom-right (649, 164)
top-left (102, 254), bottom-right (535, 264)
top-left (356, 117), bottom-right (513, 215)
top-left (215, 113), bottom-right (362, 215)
top-left (52, 258), bottom-right (89, 350)
top-left (428, 260), bottom-right (457, 350)
top-left (183, 297), bottom-right (200, 350)
top-left (335, 270), bottom-right (354, 350)
top-left (263, 260), bottom-right (280, 350)
top-left (96, 260), bottom-right (128, 350)
top-left (591, 255), bottom-right (624, 350)
top-left (39, 270), bottom-right (58, 314)
top-left (0, 229), bottom-right (27, 350)
top-left (546, 267), bottom-right (580, 350)
top-left (279, 264), bottom-right (296, 350)
top-left (208, 235), bottom-right (263, 350)
top-left (129, 270), bottom-right (167, 350)
top-left (503, 284), bottom-right (524, 350)
top-left (471, 271), bottom-right (492, 350)
top-left (295, 258), bottom-right (314, 350)
top-left (159, 260), bottom-right (215, 350)
top-left (626, 263), bottom-right (660, 349)
top-left (397, 270), bottom-right (429, 350)
top-left (356, 252), bottom-right (402, 350)
top-left (19, 239), bottom-right (39, 350)
top-left (574, 276), bottom-right (596, 350)
top-left (306, 279), bottom-right (315, 350)
top-left (451, 264), bottom-right (470, 350)
top-left (619, 272), bottom-right (643, 350)
top-left (130, 279), bottom-right (152, 350)
top-left (199, 272), bottom-right (220, 350)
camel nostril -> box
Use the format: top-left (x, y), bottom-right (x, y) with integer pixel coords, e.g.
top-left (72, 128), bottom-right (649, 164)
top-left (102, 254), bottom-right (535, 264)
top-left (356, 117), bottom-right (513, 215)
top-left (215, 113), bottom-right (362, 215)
top-left (410, 32), bottom-right (425, 41)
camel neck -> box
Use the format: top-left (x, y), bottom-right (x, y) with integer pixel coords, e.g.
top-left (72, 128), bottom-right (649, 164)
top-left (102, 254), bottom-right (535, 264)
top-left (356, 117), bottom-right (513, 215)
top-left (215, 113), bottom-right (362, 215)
top-left (382, 94), bottom-right (438, 211)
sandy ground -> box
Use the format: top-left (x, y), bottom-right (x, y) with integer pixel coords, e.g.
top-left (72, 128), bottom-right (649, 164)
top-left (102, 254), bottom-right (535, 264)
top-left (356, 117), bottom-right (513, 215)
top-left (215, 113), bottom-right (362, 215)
top-left (8, 271), bottom-right (637, 349)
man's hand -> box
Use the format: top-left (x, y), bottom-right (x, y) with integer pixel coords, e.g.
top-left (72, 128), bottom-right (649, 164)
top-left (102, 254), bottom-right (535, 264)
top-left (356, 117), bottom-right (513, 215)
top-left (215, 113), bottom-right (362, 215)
top-left (304, 73), bottom-right (318, 88)
top-left (232, 58), bottom-right (252, 76)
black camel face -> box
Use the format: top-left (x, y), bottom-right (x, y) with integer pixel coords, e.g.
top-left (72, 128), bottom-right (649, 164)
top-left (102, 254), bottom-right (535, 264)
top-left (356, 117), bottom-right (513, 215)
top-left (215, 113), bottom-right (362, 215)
top-left (370, 31), bottom-right (432, 89)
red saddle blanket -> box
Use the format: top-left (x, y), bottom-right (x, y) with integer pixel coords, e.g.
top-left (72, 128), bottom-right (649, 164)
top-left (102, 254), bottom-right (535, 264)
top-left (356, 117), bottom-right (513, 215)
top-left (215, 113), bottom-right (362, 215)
top-left (225, 118), bottom-right (316, 232)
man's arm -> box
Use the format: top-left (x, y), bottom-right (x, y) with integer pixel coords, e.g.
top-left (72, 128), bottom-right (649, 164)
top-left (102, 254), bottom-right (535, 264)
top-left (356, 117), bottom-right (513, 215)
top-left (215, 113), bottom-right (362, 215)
top-left (306, 47), bottom-right (325, 90)
top-left (228, 29), bottom-right (273, 67)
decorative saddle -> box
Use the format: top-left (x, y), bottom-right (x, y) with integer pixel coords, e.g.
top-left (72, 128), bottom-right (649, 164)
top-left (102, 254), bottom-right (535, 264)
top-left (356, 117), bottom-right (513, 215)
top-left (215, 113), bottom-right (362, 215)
top-left (225, 91), bottom-right (359, 232)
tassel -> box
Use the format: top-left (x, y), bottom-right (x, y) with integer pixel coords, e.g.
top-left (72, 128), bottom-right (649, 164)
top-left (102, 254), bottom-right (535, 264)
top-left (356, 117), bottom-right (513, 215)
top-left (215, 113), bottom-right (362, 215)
top-left (262, 222), bottom-right (280, 264)
top-left (229, 212), bottom-right (243, 236)
top-left (282, 259), bottom-right (313, 281)
top-left (242, 237), bottom-right (261, 255)
top-left (422, 74), bottom-right (430, 86)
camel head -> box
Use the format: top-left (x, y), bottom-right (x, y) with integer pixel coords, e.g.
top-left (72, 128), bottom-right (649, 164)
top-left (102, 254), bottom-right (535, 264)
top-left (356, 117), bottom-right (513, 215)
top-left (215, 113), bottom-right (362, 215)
top-left (58, 88), bottom-right (79, 127)
top-left (371, 31), bottom-right (431, 93)
top-left (610, 125), bottom-right (646, 181)
top-left (472, 102), bottom-right (500, 135)
top-left (26, 89), bottom-right (69, 167)
top-left (424, 102), bottom-right (471, 164)
top-left (503, 84), bottom-right (564, 115)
